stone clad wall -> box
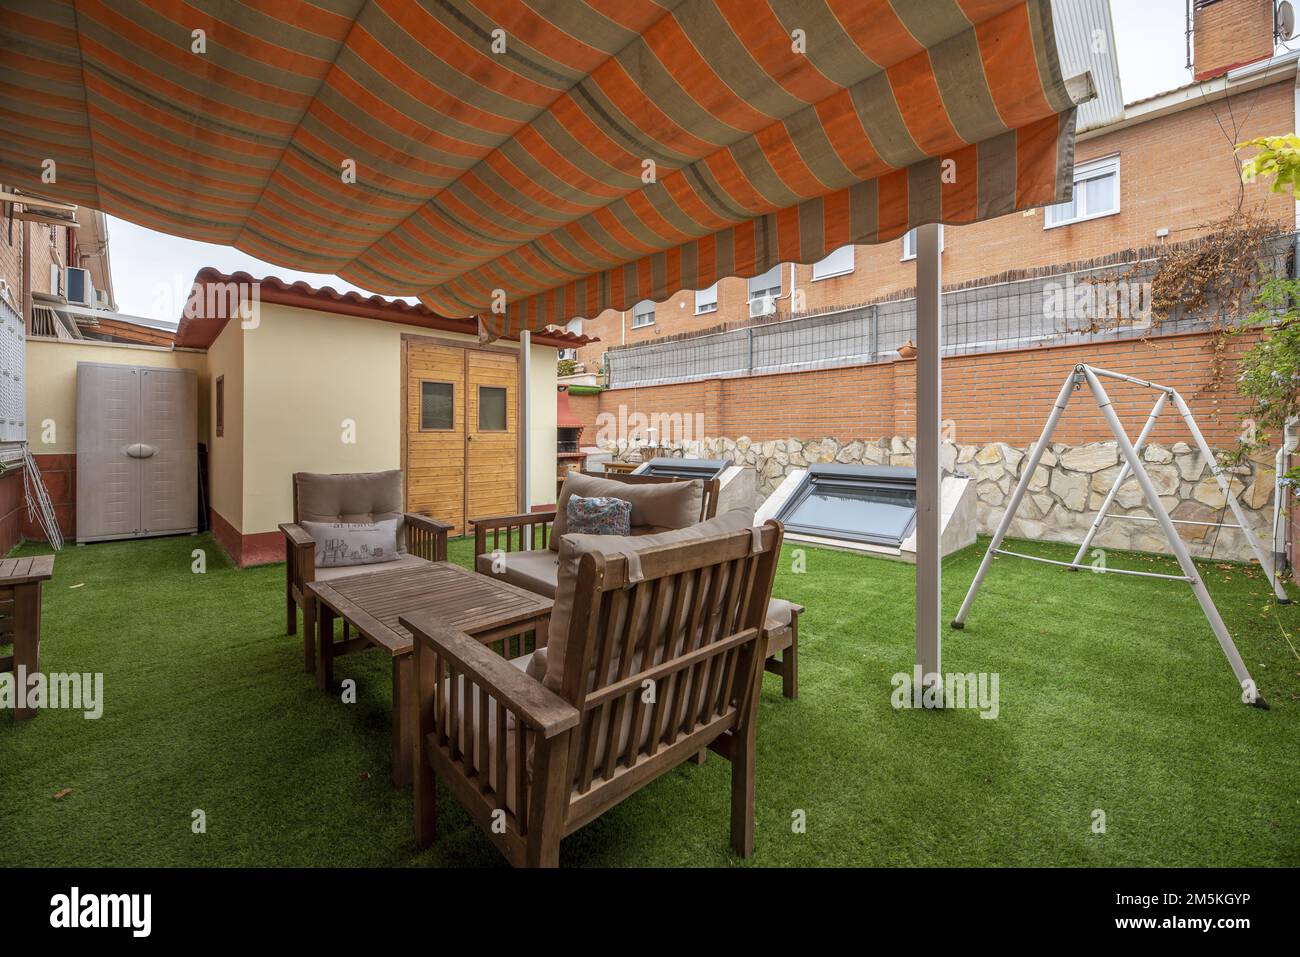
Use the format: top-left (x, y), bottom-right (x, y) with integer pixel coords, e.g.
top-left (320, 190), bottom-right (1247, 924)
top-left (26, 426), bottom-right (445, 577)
top-left (664, 435), bottom-right (1276, 563)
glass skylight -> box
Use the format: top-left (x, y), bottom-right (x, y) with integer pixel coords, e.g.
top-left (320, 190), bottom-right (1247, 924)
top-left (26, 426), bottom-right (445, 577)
top-left (775, 465), bottom-right (918, 546)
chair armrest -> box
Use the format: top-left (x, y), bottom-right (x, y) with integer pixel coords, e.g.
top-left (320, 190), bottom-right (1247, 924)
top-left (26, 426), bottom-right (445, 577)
top-left (405, 512), bottom-right (453, 534)
top-left (404, 512), bottom-right (451, 562)
top-left (471, 510), bottom-right (556, 529)
top-left (279, 522), bottom-right (315, 549)
top-left (399, 615), bottom-right (579, 738)
top-left (471, 510), bottom-right (558, 556)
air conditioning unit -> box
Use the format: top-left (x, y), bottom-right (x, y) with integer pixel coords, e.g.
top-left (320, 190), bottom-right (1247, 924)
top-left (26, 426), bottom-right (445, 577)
top-left (748, 295), bottom-right (776, 318)
top-left (49, 263), bottom-right (63, 299)
top-left (66, 266), bottom-right (94, 306)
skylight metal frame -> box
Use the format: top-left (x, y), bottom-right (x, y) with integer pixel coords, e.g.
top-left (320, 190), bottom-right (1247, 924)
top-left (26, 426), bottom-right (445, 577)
top-left (635, 457), bottom-right (730, 481)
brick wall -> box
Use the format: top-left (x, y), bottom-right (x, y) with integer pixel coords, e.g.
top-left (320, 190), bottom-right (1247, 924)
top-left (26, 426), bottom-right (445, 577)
top-left (0, 465), bottom-right (24, 554)
top-left (0, 215), bottom-right (68, 322)
top-left (572, 329), bottom-right (1260, 452)
top-left (577, 79), bottom-right (1296, 372)
top-left (21, 454), bottom-right (74, 543)
top-left (1194, 0), bottom-right (1273, 80)
top-left (0, 218), bottom-right (21, 314)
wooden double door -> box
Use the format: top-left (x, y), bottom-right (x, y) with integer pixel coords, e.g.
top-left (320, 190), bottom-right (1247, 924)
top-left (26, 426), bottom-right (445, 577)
top-left (403, 338), bottom-right (519, 536)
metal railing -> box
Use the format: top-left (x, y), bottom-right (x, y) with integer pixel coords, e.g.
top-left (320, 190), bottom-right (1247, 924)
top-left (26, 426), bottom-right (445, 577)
top-left (604, 233), bottom-right (1296, 388)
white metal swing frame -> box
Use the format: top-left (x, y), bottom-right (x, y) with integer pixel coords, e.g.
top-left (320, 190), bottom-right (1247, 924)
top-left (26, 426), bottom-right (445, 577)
top-left (951, 364), bottom-right (1288, 708)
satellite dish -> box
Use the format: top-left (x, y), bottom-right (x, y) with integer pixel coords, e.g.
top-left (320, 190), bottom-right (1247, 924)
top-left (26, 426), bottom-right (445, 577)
top-left (1278, 0), bottom-right (1296, 42)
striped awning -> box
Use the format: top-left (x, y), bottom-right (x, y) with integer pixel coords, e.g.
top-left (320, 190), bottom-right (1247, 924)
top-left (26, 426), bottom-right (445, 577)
top-left (1, 0), bottom-right (1085, 338)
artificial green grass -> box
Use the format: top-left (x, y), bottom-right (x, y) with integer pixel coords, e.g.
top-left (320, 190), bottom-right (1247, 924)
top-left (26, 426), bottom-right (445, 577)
top-left (0, 532), bottom-right (1296, 867)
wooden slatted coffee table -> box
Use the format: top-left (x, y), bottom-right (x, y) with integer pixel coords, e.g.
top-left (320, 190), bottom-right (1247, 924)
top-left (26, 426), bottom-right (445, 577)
top-left (308, 561), bottom-right (552, 788)
top-left (0, 556), bottom-right (55, 721)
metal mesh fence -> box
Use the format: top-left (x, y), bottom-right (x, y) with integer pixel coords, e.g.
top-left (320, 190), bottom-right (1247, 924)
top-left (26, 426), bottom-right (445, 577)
top-left (605, 234), bottom-right (1296, 388)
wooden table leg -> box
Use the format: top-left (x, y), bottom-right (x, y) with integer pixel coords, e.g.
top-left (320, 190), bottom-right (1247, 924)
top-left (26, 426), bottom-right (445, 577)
top-left (391, 654), bottom-right (414, 789)
top-left (315, 603), bottom-right (334, 690)
top-left (13, 582), bottom-right (40, 721)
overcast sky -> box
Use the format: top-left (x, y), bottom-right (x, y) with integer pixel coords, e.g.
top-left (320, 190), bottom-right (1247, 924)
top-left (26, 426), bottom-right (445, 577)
top-left (106, 0), bottom-right (1200, 325)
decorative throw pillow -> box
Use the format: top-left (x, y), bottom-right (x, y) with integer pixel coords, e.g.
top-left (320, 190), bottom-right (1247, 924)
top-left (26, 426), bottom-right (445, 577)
top-left (565, 495), bottom-right (632, 536)
top-left (301, 518), bottom-right (399, 568)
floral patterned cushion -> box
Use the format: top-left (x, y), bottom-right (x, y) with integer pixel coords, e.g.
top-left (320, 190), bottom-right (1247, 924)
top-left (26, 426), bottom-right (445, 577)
top-left (565, 495), bottom-right (632, 536)
top-left (301, 518), bottom-right (400, 568)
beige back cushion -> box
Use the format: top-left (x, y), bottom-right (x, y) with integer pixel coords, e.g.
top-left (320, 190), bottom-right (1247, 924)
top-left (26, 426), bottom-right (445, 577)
top-left (543, 508), bottom-right (756, 694)
top-left (295, 470), bottom-right (406, 552)
top-left (551, 471), bottom-right (703, 551)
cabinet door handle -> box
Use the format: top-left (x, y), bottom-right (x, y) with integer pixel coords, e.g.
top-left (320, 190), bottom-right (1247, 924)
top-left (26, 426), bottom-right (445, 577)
top-left (124, 443), bottom-right (158, 459)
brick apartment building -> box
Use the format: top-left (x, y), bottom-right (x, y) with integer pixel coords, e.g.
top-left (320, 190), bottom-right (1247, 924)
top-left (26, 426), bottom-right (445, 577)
top-left (563, 0), bottom-right (1300, 565)
top-left (0, 189), bottom-right (126, 550)
top-left (572, 0), bottom-right (1296, 375)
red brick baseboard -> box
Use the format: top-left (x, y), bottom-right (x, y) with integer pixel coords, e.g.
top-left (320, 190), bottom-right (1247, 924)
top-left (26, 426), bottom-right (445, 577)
top-left (209, 508), bottom-right (282, 568)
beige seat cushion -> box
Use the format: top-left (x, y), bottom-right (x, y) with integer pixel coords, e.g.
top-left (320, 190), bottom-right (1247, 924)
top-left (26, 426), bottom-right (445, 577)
top-left (312, 553), bottom-right (430, 583)
top-left (765, 598), bottom-right (802, 633)
top-left (296, 470), bottom-right (407, 552)
top-left (550, 472), bottom-right (704, 551)
top-left (474, 549), bottom-right (559, 598)
top-left (543, 509), bottom-right (757, 693)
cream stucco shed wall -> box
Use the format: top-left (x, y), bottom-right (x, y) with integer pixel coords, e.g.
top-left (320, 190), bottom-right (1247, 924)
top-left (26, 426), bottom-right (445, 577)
top-left (23, 299), bottom-right (560, 564)
top-left (26, 338), bottom-right (208, 454)
top-left (218, 300), bottom-right (559, 542)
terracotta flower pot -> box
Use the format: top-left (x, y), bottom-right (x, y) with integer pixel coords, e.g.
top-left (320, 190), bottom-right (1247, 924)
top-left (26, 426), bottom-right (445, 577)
top-left (897, 340), bottom-right (917, 359)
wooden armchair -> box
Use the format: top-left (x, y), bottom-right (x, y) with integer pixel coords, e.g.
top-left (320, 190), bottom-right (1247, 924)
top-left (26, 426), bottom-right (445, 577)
top-left (471, 474), bottom-right (720, 560)
top-left (281, 470), bottom-right (451, 673)
top-left (400, 519), bottom-right (783, 866)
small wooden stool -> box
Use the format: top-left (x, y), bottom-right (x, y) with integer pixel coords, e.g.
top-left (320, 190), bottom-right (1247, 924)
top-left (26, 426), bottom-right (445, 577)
top-left (0, 556), bottom-right (55, 720)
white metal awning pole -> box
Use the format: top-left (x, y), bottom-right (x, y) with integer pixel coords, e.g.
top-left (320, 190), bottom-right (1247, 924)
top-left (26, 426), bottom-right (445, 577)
top-left (914, 222), bottom-right (942, 700)
top-left (1071, 390), bottom-right (1168, 566)
top-left (1082, 367), bottom-right (1265, 705)
top-left (520, 328), bottom-right (532, 521)
top-left (1167, 388), bottom-right (1289, 603)
top-left (951, 367), bottom-right (1078, 627)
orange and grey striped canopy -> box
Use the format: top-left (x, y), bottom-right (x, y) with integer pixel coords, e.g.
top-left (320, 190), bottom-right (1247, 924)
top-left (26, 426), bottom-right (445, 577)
top-left (1, 0), bottom-right (1083, 337)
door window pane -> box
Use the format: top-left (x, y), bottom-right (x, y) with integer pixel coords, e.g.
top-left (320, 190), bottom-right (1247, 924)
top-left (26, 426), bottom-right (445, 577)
top-left (420, 381), bottom-right (453, 430)
top-left (478, 386), bottom-right (507, 431)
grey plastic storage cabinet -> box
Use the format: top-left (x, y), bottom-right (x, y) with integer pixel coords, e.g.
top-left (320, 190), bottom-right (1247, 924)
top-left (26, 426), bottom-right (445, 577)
top-left (75, 362), bottom-right (198, 542)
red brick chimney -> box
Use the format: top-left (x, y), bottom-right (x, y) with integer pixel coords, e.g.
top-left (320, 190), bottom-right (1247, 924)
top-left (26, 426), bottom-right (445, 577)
top-left (1193, 0), bottom-right (1276, 81)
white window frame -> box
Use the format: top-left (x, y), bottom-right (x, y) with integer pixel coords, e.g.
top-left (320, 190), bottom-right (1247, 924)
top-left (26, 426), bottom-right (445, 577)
top-left (812, 245), bottom-right (855, 281)
top-left (901, 226), bottom-right (943, 262)
top-left (694, 283), bottom-right (718, 315)
top-left (631, 299), bottom-right (655, 328)
top-left (1044, 154), bottom-right (1120, 230)
top-left (747, 265), bottom-right (782, 302)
